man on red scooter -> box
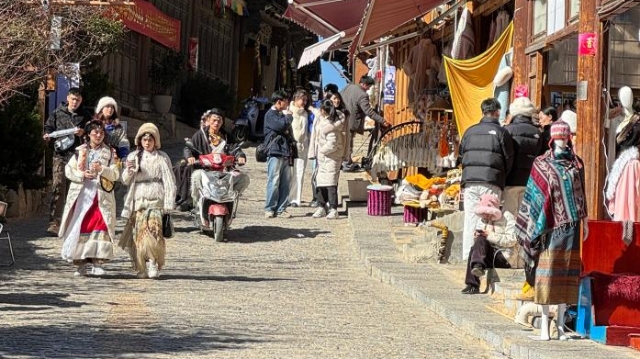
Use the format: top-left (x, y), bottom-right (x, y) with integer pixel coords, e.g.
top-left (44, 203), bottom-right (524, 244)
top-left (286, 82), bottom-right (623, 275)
top-left (173, 108), bottom-right (249, 211)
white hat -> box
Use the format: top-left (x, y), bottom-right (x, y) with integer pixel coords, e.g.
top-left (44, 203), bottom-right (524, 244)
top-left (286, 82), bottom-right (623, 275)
top-left (509, 97), bottom-right (537, 118)
top-left (135, 122), bottom-right (161, 149)
top-left (560, 110), bottom-right (577, 134)
top-left (95, 96), bottom-right (118, 114)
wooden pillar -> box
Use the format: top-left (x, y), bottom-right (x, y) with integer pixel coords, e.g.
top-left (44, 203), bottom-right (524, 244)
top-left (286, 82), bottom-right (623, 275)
top-left (575, 0), bottom-right (605, 219)
top-left (511, 0), bottom-right (529, 88)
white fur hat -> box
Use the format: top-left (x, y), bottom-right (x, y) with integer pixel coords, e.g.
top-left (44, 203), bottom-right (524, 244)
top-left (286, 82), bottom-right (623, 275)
top-left (135, 122), bottom-right (161, 149)
top-left (95, 96), bottom-right (118, 114)
top-left (509, 97), bottom-right (537, 118)
top-left (560, 110), bottom-right (577, 134)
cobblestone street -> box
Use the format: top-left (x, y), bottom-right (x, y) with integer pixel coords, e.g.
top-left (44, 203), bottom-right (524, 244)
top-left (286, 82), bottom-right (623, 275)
top-left (0, 140), bottom-right (496, 359)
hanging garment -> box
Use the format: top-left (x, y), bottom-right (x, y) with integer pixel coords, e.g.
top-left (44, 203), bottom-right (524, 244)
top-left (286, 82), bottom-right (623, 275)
top-left (444, 22), bottom-right (514, 136)
top-left (451, 8), bottom-right (475, 60)
top-left (403, 38), bottom-right (439, 103)
top-left (494, 49), bottom-right (514, 124)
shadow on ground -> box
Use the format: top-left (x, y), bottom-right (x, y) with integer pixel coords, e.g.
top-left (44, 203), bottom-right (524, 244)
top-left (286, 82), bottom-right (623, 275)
top-left (0, 324), bottom-right (267, 358)
top-left (227, 225), bottom-right (331, 243)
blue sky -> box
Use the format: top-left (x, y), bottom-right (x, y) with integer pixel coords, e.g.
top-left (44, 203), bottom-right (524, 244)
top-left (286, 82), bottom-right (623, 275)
top-left (320, 60), bottom-right (348, 91)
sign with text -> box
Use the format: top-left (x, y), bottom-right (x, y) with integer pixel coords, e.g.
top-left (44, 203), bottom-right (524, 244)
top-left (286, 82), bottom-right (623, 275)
top-left (578, 33), bottom-right (597, 56)
top-left (116, 0), bottom-right (181, 50)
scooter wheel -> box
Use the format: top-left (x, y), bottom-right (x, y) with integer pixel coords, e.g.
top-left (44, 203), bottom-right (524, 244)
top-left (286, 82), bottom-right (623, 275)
top-left (213, 216), bottom-right (225, 242)
top-left (232, 126), bottom-right (248, 143)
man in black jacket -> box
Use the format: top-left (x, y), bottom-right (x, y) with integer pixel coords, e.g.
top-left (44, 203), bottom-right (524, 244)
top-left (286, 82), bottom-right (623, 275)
top-left (263, 90), bottom-right (294, 219)
top-left (43, 88), bottom-right (91, 236)
top-left (459, 98), bottom-right (514, 276)
top-left (503, 97), bottom-right (543, 216)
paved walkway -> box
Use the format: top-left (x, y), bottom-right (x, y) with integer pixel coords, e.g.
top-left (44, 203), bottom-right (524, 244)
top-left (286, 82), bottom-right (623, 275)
top-left (0, 140), bottom-right (498, 359)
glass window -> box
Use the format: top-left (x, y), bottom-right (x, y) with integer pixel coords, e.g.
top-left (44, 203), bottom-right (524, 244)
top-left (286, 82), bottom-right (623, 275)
top-left (547, 0), bottom-right (565, 35)
top-left (570, 0), bottom-right (580, 19)
top-left (533, 0), bottom-right (547, 37)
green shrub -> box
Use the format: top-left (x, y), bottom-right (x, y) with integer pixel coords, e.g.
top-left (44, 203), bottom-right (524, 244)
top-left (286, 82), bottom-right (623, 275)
top-left (0, 86), bottom-right (46, 190)
top-left (179, 73), bottom-right (236, 128)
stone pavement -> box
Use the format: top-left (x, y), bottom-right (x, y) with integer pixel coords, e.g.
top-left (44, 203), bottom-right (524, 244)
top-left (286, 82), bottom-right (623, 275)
top-left (0, 138), bottom-right (501, 359)
top-left (348, 200), bottom-right (640, 359)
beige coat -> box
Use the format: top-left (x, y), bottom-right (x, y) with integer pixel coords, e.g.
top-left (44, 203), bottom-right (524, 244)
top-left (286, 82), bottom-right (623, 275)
top-left (308, 111), bottom-right (348, 187)
top-left (59, 144), bottom-right (120, 241)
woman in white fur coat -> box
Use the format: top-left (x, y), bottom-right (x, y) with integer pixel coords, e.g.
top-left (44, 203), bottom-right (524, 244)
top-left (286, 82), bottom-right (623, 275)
top-left (288, 89), bottom-right (310, 207)
top-left (60, 120), bottom-right (120, 277)
top-left (308, 100), bottom-right (348, 219)
top-left (120, 123), bottom-right (176, 279)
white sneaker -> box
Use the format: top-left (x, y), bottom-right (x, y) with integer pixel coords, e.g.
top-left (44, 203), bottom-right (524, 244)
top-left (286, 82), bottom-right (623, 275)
top-left (312, 207), bottom-right (327, 218)
top-left (326, 209), bottom-right (339, 219)
top-left (73, 263), bottom-right (88, 277)
top-left (91, 265), bottom-right (105, 276)
top-left (148, 260), bottom-right (160, 279)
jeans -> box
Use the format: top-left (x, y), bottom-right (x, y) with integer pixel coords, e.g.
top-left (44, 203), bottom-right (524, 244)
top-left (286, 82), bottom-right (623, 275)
top-left (462, 184), bottom-right (502, 260)
top-left (265, 156), bottom-right (291, 214)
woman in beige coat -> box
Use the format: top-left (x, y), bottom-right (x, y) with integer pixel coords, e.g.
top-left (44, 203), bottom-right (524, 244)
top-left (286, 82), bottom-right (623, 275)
top-left (288, 89), bottom-right (310, 207)
top-left (120, 123), bottom-right (176, 279)
top-left (308, 100), bottom-right (348, 219)
top-left (60, 120), bottom-right (120, 277)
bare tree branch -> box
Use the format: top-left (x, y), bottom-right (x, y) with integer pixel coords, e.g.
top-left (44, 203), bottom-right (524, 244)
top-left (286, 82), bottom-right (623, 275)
top-left (0, 0), bottom-right (125, 104)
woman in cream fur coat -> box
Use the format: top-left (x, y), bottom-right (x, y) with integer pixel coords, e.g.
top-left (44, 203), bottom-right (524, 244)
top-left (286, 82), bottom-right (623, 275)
top-left (120, 123), bottom-right (176, 279)
top-left (308, 100), bottom-right (348, 219)
top-left (60, 120), bottom-right (120, 277)
top-left (288, 89), bottom-right (310, 207)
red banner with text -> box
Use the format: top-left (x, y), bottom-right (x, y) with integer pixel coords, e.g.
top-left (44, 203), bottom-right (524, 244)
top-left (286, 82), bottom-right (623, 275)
top-left (116, 0), bottom-right (181, 50)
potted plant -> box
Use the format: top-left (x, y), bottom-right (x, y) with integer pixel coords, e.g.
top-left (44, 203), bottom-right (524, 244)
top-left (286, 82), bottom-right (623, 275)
top-left (149, 50), bottom-right (185, 113)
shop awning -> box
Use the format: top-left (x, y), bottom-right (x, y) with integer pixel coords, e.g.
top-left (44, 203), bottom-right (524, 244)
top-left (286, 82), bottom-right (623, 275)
top-left (283, 0), bottom-right (369, 38)
top-left (350, 0), bottom-right (445, 55)
top-left (298, 32), bottom-right (346, 69)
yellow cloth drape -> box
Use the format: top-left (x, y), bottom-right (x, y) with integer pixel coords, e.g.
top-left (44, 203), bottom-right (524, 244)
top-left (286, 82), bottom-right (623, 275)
top-left (444, 22), bottom-right (514, 136)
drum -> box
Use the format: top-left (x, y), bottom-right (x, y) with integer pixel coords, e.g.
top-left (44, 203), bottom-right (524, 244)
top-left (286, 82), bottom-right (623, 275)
top-left (367, 185), bottom-right (393, 216)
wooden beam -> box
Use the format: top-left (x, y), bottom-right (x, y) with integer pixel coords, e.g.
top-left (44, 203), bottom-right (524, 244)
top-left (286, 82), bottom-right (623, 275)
top-left (475, 0), bottom-right (512, 16)
top-left (25, 0), bottom-right (134, 5)
top-left (575, 0), bottom-right (605, 220)
top-left (511, 0), bottom-right (528, 89)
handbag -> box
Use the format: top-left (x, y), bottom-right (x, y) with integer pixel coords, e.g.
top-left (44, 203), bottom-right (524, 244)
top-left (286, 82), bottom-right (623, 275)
top-left (100, 176), bottom-right (115, 193)
top-left (288, 140), bottom-right (298, 159)
top-left (162, 213), bottom-right (174, 238)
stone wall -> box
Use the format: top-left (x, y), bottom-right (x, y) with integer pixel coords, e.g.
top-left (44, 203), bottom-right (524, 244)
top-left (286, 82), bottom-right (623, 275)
top-left (4, 183), bottom-right (45, 219)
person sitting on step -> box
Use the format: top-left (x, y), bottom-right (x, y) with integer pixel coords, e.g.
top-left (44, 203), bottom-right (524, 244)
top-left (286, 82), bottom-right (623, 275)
top-left (461, 193), bottom-right (519, 294)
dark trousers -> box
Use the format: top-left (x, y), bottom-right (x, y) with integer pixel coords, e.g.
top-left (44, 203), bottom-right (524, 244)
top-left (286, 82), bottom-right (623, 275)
top-left (465, 235), bottom-right (511, 288)
top-left (173, 162), bottom-right (194, 204)
top-left (49, 154), bottom-right (71, 224)
top-left (316, 186), bottom-right (338, 210)
top-left (525, 262), bottom-right (537, 288)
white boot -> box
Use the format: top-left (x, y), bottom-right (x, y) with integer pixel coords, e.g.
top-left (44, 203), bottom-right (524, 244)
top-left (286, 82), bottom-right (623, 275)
top-left (148, 259), bottom-right (160, 279)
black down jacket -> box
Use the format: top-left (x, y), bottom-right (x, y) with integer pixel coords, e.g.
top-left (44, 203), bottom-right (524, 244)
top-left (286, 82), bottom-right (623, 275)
top-left (459, 117), bottom-right (514, 190)
top-left (504, 115), bottom-right (544, 186)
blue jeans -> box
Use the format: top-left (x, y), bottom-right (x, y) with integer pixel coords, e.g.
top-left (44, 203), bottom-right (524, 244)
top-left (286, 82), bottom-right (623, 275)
top-left (265, 156), bottom-right (291, 214)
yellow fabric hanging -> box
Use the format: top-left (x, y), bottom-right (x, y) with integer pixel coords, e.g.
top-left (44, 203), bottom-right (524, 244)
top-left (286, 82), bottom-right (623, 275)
top-left (444, 22), bottom-right (514, 136)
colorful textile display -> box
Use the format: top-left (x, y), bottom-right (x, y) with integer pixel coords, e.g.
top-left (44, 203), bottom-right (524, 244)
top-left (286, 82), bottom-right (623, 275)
top-left (444, 22), bottom-right (514, 136)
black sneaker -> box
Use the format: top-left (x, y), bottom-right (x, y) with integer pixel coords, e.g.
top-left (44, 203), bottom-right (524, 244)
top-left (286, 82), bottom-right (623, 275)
top-left (461, 285), bottom-right (479, 294)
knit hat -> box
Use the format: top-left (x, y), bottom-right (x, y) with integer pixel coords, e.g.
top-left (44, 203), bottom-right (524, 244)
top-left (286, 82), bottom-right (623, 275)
top-left (475, 194), bottom-right (502, 221)
top-left (550, 120), bottom-right (571, 140)
top-left (509, 97), bottom-right (537, 118)
top-left (135, 122), bottom-right (161, 149)
top-left (95, 96), bottom-right (118, 114)
top-left (560, 110), bottom-right (577, 134)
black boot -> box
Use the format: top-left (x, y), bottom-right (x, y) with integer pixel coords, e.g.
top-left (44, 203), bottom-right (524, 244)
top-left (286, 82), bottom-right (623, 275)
top-left (461, 285), bottom-right (479, 294)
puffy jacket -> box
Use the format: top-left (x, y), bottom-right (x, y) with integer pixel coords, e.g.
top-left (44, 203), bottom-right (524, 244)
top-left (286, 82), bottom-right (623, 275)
top-left (459, 117), bottom-right (514, 189)
top-left (504, 115), bottom-right (543, 186)
top-left (263, 108), bottom-right (293, 158)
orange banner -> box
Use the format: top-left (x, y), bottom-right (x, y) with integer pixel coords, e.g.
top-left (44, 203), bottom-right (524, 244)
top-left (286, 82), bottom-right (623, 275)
top-left (116, 0), bottom-right (181, 50)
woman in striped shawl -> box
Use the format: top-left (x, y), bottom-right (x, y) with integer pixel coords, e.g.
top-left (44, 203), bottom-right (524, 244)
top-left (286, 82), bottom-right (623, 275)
top-left (515, 120), bottom-right (588, 341)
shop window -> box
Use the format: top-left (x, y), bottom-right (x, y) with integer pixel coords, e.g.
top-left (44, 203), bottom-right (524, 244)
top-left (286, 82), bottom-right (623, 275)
top-left (609, 7), bottom-right (640, 88)
top-left (547, 35), bottom-right (578, 86)
top-left (533, 0), bottom-right (548, 38)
